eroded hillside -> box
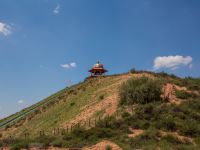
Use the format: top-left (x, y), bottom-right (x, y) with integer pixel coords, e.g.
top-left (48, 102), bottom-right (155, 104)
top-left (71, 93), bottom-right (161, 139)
top-left (0, 73), bottom-right (136, 138)
top-left (1, 72), bottom-right (200, 150)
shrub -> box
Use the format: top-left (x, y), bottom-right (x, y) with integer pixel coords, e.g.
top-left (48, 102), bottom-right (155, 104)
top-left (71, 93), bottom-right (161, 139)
top-left (34, 109), bottom-right (41, 115)
top-left (106, 145), bottom-right (112, 150)
top-left (179, 120), bottom-right (200, 137)
top-left (10, 140), bottom-right (29, 150)
top-left (33, 135), bottom-right (55, 147)
top-left (121, 112), bottom-right (131, 118)
top-left (120, 77), bottom-right (162, 105)
top-left (157, 71), bottom-right (170, 78)
top-left (5, 124), bottom-right (10, 130)
top-left (130, 128), bottom-right (159, 148)
top-left (130, 68), bottom-right (136, 74)
top-left (70, 102), bottom-right (75, 106)
top-left (99, 95), bottom-right (104, 100)
top-left (157, 115), bottom-right (177, 131)
top-left (51, 138), bottom-right (64, 147)
top-left (175, 90), bottom-right (192, 99)
top-left (87, 127), bottom-right (117, 139)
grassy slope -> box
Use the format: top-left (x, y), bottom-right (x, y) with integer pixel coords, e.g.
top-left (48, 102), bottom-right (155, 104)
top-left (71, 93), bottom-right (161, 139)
top-left (1, 72), bottom-right (200, 150)
top-left (0, 74), bottom-right (129, 138)
top-left (0, 88), bottom-right (68, 127)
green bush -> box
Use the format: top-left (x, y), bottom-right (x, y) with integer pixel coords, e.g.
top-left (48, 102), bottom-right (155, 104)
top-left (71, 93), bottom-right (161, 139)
top-left (120, 77), bottom-right (162, 105)
top-left (130, 128), bottom-right (160, 148)
top-left (175, 90), bottom-right (192, 99)
top-left (179, 120), bottom-right (200, 137)
top-left (99, 94), bottom-right (104, 100)
top-left (51, 138), bottom-right (64, 147)
top-left (130, 68), bottom-right (136, 74)
top-left (10, 140), bottom-right (29, 150)
top-left (33, 135), bottom-right (55, 147)
top-left (70, 102), bottom-right (75, 106)
top-left (158, 115), bottom-right (177, 131)
top-left (106, 144), bottom-right (112, 150)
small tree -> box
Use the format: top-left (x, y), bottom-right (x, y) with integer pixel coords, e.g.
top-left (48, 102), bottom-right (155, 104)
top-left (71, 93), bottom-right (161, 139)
top-left (130, 68), bottom-right (136, 74)
top-left (120, 77), bottom-right (162, 105)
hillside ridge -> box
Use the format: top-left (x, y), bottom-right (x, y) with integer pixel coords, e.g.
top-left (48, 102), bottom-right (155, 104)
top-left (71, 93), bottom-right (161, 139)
top-left (1, 71), bottom-right (200, 150)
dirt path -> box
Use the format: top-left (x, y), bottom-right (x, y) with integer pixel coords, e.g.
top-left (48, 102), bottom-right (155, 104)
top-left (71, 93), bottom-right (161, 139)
top-left (128, 128), bottom-right (144, 138)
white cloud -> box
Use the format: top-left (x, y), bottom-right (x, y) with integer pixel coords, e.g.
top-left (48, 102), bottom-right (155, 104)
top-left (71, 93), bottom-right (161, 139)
top-left (0, 22), bottom-right (11, 36)
top-left (153, 55), bottom-right (193, 70)
top-left (18, 100), bottom-right (25, 104)
top-left (53, 4), bottom-right (60, 14)
top-left (61, 62), bottom-right (77, 69)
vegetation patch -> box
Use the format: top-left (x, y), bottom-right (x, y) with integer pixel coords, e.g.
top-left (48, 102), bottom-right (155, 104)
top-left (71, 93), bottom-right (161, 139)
top-left (120, 77), bottom-right (163, 105)
top-left (1, 72), bottom-right (200, 150)
top-left (175, 90), bottom-right (192, 99)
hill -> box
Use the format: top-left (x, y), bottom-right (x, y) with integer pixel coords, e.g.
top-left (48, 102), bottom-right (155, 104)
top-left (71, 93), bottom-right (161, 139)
top-left (1, 71), bottom-right (200, 150)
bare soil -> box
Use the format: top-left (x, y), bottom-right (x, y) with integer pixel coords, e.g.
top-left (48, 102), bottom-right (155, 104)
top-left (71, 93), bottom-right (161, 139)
top-left (83, 140), bottom-right (122, 150)
top-left (160, 131), bottom-right (195, 145)
top-left (128, 128), bottom-right (144, 138)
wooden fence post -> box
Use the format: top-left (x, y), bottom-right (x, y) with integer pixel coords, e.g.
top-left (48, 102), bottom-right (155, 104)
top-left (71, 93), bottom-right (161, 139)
top-left (61, 129), bottom-right (65, 135)
top-left (57, 128), bottom-right (60, 135)
top-left (66, 126), bottom-right (68, 133)
top-left (71, 125), bottom-right (73, 132)
top-left (39, 131), bottom-right (42, 136)
top-left (39, 130), bottom-right (45, 136)
top-left (53, 128), bottom-right (56, 135)
top-left (9, 135), bottom-right (13, 144)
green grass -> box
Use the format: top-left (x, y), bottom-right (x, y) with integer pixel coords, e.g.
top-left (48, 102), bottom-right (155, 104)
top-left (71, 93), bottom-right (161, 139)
top-left (175, 90), bottom-right (192, 99)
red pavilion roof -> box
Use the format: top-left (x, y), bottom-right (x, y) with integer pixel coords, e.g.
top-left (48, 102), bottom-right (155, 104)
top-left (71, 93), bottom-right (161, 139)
top-left (89, 61), bottom-right (108, 73)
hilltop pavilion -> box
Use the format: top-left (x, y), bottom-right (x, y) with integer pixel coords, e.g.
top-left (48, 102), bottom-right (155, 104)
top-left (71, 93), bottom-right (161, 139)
top-left (89, 61), bottom-right (108, 77)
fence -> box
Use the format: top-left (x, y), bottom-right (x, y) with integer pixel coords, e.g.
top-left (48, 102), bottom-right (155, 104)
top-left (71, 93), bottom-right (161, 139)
top-left (0, 112), bottom-right (122, 145)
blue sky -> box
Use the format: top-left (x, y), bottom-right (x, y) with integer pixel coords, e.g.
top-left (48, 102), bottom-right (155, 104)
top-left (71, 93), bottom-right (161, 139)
top-left (0, 0), bottom-right (200, 118)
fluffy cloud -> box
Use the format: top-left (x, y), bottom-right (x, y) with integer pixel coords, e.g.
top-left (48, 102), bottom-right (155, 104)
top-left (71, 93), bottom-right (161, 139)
top-left (61, 62), bottom-right (77, 69)
top-left (53, 4), bottom-right (60, 14)
top-left (0, 22), bottom-right (11, 36)
top-left (153, 55), bottom-right (193, 70)
top-left (18, 100), bottom-right (25, 104)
